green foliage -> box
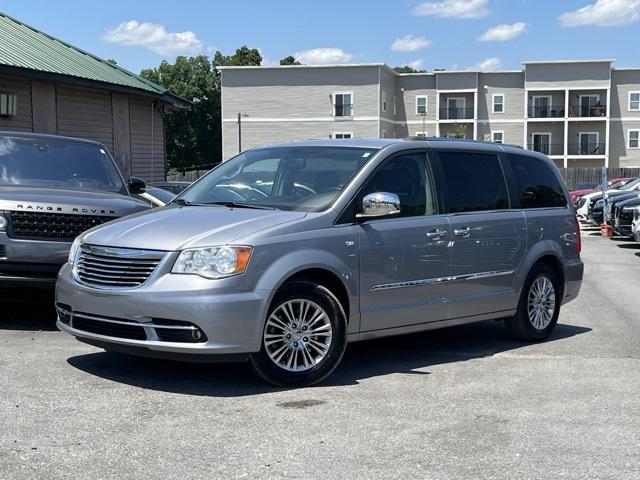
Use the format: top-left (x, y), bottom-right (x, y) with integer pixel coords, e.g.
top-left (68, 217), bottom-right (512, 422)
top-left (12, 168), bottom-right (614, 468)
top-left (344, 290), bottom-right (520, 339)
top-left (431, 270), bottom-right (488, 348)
top-left (393, 65), bottom-right (427, 73)
top-left (280, 55), bottom-right (301, 65)
top-left (452, 123), bottom-right (467, 138)
top-left (140, 46), bottom-right (262, 171)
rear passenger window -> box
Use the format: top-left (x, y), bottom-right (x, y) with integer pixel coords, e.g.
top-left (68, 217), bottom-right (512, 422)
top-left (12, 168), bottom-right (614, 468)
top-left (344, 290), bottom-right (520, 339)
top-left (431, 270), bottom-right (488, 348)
top-left (438, 151), bottom-right (509, 213)
top-left (507, 154), bottom-right (567, 208)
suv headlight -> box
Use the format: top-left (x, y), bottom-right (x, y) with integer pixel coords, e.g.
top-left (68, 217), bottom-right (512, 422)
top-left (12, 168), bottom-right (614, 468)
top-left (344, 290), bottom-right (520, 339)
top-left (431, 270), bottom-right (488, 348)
top-left (172, 246), bottom-right (252, 279)
top-left (68, 237), bottom-right (82, 264)
top-left (0, 212), bottom-right (6, 232)
top-left (594, 199), bottom-right (604, 208)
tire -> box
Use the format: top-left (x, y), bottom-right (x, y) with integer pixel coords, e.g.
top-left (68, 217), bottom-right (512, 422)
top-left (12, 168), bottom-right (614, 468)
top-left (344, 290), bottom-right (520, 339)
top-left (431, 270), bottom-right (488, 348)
top-left (505, 263), bottom-right (561, 342)
top-left (249, 281), bottom-right (347, 387)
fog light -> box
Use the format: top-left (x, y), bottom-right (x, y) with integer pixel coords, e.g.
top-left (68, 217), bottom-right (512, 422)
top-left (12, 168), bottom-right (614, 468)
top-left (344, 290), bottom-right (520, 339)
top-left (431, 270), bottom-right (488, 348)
top-left (192, 329), bottom-right (204, 341)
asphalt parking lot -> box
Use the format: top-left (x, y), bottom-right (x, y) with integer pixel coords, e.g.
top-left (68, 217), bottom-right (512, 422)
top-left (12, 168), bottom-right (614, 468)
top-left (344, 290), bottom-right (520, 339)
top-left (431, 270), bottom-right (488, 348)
top-left (1, 230), bottom-right (639, 480)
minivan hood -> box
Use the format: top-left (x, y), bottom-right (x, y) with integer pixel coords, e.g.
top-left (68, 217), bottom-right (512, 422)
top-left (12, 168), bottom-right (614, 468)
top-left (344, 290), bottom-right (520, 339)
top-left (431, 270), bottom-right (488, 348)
top-left (0, 186), bottom-right (148, 217)
top-left (81, 205), bottom-right (307, 251)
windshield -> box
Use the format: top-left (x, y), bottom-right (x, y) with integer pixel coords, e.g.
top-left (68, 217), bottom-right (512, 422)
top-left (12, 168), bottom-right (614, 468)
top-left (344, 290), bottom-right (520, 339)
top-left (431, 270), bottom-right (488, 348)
top-left (620, 177), bottom-right (640, 190)
top-left (178, 146), bottom-right (377, 211)
top-left (0, 136), bottom-right (125, 193)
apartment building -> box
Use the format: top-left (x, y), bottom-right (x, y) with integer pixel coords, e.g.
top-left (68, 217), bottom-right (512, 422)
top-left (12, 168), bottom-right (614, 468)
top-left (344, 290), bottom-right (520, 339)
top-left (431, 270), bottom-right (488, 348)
top-left (219, 60), bottom-right (640, 168)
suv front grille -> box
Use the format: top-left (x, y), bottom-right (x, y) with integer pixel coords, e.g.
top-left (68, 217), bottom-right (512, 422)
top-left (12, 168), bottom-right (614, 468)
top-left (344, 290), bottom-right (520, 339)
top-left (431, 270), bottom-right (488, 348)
top-left (7, 211), bottom-right (117, 241)
top-left (75, 245), bottom-right (165, 289)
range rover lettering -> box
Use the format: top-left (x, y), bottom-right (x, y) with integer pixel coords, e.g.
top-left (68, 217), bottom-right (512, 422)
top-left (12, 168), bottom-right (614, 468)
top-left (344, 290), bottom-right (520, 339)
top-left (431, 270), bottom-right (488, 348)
top-left (0, 132), bottom-right (151, 289)
top-left (56, 138), bottom-right (583, 387)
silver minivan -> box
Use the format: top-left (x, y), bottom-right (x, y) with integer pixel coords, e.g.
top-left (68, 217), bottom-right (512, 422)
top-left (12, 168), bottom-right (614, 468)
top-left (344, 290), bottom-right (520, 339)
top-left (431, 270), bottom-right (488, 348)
top-left (56, 139), bottom-right (583, 386)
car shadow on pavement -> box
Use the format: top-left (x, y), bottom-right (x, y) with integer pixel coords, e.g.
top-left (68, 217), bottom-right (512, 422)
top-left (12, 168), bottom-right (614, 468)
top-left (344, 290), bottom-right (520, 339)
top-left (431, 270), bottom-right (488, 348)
top-left (617, 242), bottom-right (640, 249)
top-left (1, 291), bottom-right (58, 332)
top-left (66, 320), bottom-right (591, 397)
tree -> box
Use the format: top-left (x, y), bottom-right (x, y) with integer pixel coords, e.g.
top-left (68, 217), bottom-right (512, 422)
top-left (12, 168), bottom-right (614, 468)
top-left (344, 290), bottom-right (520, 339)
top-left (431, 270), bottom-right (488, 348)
top-left (140, 46), bottom-right (262, 172)
top-left (280, 55), bottom-right (301, 65)
top-left (393, 65), bottom-right (427, 73)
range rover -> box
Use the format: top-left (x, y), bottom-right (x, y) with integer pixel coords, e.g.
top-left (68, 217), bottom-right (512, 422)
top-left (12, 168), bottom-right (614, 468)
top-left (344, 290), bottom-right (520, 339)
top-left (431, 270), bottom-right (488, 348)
top-left (56, 138), bottom-right (583, 386)
top-left (0, 132), bottom-right (150, 289)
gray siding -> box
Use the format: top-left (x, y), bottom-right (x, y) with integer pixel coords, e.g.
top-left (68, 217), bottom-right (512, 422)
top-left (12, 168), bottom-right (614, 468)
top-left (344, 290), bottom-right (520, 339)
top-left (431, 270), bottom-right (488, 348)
top-left (526, 90), bottom-right (565, 117)
top-left (527, 122), bottom-right (565, 156)
top-left (397, 75), bottom-right (437, 124)
top-left (56, 85), bottom-right (113, 152)
top-left (610, 70), bottom-right (640, 118)
top-left (610, 119), bottom-right (640, 167)
top-left (379, 67), bottom-right (396, 133)
top-left (525, 62), bottom-right (611, 89)
top-left (477, 121), bottom-right (524, 145)
top-left (0, 73), bottom-right (32, 132)
top-left (477, 72), bottom-right (524, 120)
top-left (436, 72), bottom-right (477, 90)
top-left (129, 99), bottom-right (165, 183)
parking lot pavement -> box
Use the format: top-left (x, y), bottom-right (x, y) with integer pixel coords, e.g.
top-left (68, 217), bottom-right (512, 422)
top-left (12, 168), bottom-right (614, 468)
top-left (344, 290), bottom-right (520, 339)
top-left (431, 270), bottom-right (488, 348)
top-left (1, 231), bottom-right (639, 480)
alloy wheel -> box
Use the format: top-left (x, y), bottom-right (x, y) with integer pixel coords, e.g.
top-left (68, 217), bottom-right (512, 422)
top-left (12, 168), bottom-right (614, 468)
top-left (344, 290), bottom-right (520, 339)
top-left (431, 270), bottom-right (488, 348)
top-left (264, 299), bottom-right (333, 372)
top-left (527, 276), bottom-right (556, 330)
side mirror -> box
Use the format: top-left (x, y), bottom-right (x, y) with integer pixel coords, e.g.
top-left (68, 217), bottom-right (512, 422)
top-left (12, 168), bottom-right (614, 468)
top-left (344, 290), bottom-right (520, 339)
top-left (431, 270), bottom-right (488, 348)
top-left (357, 192), bottom-right (401, 219)
top-left (128, 176), bottom-right (147, 195)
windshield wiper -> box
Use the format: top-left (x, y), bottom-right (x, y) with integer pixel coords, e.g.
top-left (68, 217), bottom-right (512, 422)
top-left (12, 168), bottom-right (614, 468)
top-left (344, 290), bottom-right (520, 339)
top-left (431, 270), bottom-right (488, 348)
top-left (202, 201), bottom-right (276, 210)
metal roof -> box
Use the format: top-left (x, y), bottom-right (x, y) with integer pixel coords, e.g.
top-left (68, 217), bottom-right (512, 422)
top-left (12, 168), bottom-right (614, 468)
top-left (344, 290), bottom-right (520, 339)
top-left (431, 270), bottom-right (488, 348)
top-left (0, 12), bottom-right (188, 106)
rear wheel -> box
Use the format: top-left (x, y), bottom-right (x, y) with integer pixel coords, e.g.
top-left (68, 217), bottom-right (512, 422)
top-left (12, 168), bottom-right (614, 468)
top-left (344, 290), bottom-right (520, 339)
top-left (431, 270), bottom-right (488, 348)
top-left (249, 281), bottom-right (347, 387)
top-left (505, 264), bottom-right (561, 342)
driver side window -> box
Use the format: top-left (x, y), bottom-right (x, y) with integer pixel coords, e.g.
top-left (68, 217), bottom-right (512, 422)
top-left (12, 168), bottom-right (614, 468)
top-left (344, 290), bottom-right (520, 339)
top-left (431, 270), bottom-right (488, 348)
top-left (361, 153), bottom-right (437, 217)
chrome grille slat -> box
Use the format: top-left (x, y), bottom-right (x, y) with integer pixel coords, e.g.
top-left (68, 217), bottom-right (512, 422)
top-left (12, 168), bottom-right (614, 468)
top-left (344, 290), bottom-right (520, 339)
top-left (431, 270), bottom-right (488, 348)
top-left (75, 245), bottom-right (165, 289)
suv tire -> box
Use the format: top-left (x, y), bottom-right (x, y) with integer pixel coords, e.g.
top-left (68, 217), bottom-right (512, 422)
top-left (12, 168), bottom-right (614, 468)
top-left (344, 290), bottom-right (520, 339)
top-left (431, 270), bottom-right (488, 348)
top-left (249, 281), bottom-right (347, 387)
top-left (506, 263), bottom-right (561, 342)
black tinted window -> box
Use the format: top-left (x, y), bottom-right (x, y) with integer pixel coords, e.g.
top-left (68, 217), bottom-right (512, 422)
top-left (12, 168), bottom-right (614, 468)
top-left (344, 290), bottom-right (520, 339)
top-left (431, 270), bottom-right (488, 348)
top-left (361, 153), bottom-right (436, 217)
top-left (438, 151), bottom-right (509, 213)
top-left (508, 153), bottom-right (567, 208)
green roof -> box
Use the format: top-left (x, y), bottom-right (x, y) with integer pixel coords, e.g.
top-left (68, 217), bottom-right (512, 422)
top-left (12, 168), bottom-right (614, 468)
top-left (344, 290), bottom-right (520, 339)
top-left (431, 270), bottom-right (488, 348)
top-left (0, 12), bottom-right (187, 105)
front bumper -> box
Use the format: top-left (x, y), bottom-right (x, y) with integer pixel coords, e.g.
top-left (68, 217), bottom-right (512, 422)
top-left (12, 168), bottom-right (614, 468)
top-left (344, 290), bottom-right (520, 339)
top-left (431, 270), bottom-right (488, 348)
top-left (56, 263), bottom-right (271, 357)
top-left (0, 233), bottom-right (68, 287)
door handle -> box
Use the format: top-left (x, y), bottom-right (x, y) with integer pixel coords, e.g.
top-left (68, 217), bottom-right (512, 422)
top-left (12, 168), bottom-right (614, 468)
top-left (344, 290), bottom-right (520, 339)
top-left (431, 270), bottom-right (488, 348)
top-left (426, 229), bottom-right (447, 239)
top-left (454, 227), bottom-right (471, 237)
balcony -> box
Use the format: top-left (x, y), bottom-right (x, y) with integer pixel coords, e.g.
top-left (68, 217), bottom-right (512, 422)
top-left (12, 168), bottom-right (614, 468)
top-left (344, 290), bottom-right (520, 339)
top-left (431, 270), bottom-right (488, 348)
top-left (334, 103), bottom-right (353, 117)
top-left (438, 107), bottom-right (474, 120)
top-left (568, 142), bottom-right (605, 156)
top-left (527, 105), bottom-right (565, 118)
top-left (569, 104), bottom-right (607, 118)
top-left (527, 143), bottom-right (564, 156)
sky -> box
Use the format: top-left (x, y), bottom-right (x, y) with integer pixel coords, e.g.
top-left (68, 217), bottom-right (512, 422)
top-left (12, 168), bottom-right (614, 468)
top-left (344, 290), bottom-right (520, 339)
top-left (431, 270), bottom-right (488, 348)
top-left (1, 0), bottom-right (639, 74)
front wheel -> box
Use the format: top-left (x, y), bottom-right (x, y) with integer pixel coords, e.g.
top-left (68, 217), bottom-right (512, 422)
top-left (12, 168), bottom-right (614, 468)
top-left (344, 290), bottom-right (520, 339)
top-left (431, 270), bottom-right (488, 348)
top-left (505, 264), bottom-right (561, 342)
top-left (249, 281), bottom-right (347, 387)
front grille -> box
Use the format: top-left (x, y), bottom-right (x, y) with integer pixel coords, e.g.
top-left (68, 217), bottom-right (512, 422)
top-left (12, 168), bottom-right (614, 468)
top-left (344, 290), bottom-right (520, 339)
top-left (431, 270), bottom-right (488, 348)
top-left (7, 211), bottom-right (117, 241)
top-left (73, 315), bottom-right (147, 340)
top-left (75, 245), bottom-right (165, 289)
top-left (57, 308), bottom-right (206, 343)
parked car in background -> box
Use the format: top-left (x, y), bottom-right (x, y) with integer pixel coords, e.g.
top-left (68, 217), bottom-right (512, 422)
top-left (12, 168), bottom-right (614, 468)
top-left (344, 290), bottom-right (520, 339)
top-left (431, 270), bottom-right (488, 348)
top-left (0, 132), bottom-right (151, 289)
top-left (577, 177), bottom-right (640, 224)
top-left (134, 186), bottom-right (176, 207)
top-left (149, 181), bottom-right (192, 195)
top-left (611, 196), bottom-right (640, 237)
top-left (570, 177), bottom-right (634, 205)
top-left (632, 207), bottom-right (640, 242)
top-left (56, 138), bottom-right (582, 387)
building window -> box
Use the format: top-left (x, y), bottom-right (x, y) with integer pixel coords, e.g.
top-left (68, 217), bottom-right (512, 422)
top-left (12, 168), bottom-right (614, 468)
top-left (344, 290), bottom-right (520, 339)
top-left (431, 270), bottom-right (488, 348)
top-left (382, 90), bottom-right (387, 112)
top-left (333, 132), bottom-right (353, 139)
top-left (415, 131), bottom-right (428, 138)
top-left (629, 129), bottom-right (640, 149)
top-left (629, 92), bottom-right (640, 111)
top-left (334, 92), bottom-right (353, 117)
top-left (492, 131), bottom-right (504, 144)
top-left (416, 95), bottom-right (428, 115)
top-left (492, 94), bottom-right (504, 113)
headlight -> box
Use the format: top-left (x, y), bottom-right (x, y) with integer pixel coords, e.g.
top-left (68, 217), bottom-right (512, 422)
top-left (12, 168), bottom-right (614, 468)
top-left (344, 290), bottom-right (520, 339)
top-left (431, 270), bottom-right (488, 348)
top-left (0, 213), bottom-right (6, 232)
top-left (595, 199), bottom-right (604, 208)
top-left (172, 246), bottom-right (252, 279)
top-left (68, 237), bottom-right (82, 264)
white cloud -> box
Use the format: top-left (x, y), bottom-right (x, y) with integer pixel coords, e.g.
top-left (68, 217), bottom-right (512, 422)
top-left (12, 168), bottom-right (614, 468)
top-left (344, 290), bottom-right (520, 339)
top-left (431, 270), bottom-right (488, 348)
top-left (103, 20), bottom-right (203, 56)
top-left (391, 35), bottom-right (431, 52)
top-left (408, 59), bottom-right (425, 70)
top-left (477, 22), bottom-right (527, 41)
top-left (293, 48), bottom-right (353, 65)
top-left (412, 0), bottom-right (489, 19)
top-left (468, 57), bottom-right (502, 71)
top-left (559, 0), bottom-right (640, 27)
